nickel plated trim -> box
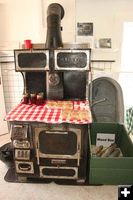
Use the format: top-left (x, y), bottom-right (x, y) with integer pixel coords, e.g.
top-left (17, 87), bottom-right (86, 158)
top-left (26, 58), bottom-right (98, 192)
top-left (54, 49), bottom-right (90, 71)
top-left (15, 49), bottom-right (49, 71)
top-left (34, 127), bottom-right (81, 159)
top-left (39, 166), bottom-right (78, 179)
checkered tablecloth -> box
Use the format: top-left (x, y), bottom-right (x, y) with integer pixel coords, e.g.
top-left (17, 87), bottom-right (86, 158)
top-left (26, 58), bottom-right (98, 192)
top-left (5, 100), bottom-right (92, 124)
top-left (126, 107), bottom-right (133, 135)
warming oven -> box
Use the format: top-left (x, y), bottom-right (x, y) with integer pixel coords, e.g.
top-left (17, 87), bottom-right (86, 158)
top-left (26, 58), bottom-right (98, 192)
top-left (54, 49), bottom-right (90, 71)
top-left (14, 49), bottom-right (49, 71)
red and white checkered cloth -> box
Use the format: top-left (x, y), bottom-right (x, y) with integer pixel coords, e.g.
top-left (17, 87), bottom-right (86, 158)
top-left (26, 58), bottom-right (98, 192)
top-left (5, 100), bottom-right (92, 124)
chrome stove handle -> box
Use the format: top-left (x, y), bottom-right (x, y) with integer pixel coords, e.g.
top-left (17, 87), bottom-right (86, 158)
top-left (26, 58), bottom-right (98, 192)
top-left (19, 166), bottom-right (31, 171)
top-left (14, 125), bottom-right (24, 128)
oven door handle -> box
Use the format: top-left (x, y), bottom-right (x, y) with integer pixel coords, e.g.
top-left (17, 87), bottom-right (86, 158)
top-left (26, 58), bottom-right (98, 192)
top-left (19, 166), bottom-right (31, 171)
top-left (45, 131), bottom-right (68, 134)
top-left (14, 125), bottom-right (24, 128)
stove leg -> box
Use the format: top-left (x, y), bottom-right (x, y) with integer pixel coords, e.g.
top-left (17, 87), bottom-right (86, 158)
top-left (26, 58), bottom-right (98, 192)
top-left (76, 179), bottom-right (86, 184)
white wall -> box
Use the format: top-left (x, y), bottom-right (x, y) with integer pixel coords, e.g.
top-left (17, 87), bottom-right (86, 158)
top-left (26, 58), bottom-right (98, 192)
top-left (1, 62), bottom-right (24, 113)
top-left (0, 0), bottom-right (42, 46)
top-left (76, 0), bottom-right (133, 72)
top-left (0, 0), bottom-right (76, 47)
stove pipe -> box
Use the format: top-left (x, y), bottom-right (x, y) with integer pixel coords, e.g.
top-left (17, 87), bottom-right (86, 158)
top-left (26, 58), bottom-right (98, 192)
top-left (45, 3), bottom-right (64, 48)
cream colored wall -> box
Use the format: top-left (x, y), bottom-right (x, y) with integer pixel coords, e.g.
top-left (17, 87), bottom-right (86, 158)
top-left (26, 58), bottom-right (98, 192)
top-left (0, 0), bottom-right (42, 46)
top-left (0, 0), bottom-right (76, 48)
top-left (76, 0), bottom-right (133, 72)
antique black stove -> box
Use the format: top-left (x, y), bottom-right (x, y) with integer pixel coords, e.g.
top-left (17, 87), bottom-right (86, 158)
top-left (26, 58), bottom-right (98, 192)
top-left (7, 3), bottom-right (91, 184)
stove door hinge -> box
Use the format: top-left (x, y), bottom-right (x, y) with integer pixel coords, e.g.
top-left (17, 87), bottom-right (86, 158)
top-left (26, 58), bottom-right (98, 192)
top-left (36, 141), bottom-right (40, 165)
top-left (77, 143), bottom-right (81, 166)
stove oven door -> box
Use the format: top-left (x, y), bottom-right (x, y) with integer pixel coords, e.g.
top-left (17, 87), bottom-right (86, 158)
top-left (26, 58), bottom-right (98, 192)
top-left (34, 126), bottom-right (81, 179)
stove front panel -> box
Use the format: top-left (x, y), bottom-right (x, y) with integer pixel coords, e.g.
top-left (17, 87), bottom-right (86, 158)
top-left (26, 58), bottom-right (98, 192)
top-left (10, 122), bottom-right (89, 182)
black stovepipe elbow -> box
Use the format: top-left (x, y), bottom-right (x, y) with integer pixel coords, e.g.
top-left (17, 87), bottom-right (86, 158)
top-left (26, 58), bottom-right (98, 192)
top-left (45, 3), bottom-right (65, 49)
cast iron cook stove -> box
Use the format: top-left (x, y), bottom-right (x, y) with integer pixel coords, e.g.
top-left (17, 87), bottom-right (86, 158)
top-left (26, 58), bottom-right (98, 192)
top-left (5, 3), bottom-right (92, 184)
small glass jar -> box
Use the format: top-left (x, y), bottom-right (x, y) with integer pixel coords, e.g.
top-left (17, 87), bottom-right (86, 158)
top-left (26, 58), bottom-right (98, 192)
top-left (23, 93), bottom-right (29, 104)
top-left (36, 93), bottom-right (44, 105)
top-left (30, 93), bottom-right (36, 104)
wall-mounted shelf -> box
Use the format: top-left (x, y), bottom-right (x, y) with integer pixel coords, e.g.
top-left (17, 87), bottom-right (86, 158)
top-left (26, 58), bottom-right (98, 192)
top-left (91, 60), bottom-right (115, 63)
top-left (92, 48), bottom-right (118, 52)
top-left (91, 60), bottom-right (115, 72)
top-left (0, 51), bottom-right (14, 63)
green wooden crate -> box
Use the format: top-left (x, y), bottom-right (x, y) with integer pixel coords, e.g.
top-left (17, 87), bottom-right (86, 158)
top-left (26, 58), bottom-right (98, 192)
top-left (89, 123), bottom-right (133, 185)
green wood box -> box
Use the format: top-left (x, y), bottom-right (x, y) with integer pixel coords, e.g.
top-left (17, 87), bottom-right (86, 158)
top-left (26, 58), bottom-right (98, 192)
top-left (89, 123), bottom-right (133, 185)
